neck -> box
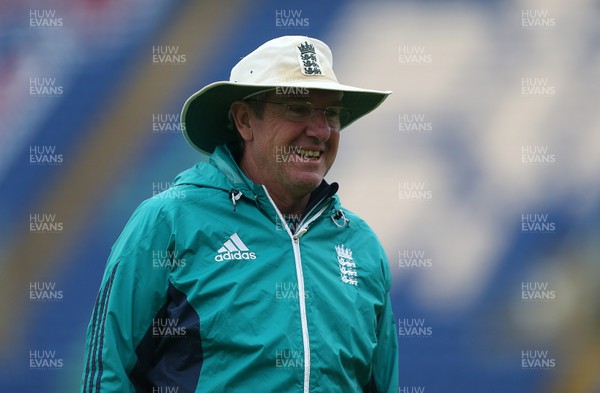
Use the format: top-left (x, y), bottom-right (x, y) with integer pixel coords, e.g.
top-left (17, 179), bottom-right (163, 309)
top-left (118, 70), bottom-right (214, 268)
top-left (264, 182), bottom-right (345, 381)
top-left (263, 186), bottom-right (309, 216)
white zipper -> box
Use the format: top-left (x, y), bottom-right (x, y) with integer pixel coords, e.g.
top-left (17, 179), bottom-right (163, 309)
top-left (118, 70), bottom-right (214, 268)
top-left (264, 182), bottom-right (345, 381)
top-left (262, 186), bottom-right (329, 393)
top-left (290, 235), bottom-right (310, 392)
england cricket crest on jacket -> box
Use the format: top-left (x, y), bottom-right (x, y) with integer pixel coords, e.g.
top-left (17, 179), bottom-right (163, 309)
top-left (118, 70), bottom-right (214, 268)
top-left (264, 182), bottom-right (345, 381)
top-left (335, 244), bottom-right (358, 286)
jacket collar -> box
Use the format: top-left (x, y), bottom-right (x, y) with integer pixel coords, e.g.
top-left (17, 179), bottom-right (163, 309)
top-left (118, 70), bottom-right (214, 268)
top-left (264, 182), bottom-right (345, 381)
top-left (209, 144), bottom-right (256, 195)
top-left (209, 144), bottom-right (340, 222)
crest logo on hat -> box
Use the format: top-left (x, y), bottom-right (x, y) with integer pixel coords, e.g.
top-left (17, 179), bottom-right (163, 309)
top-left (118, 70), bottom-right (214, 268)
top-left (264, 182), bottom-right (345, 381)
top-left (297, 41), bottom-right (322, 75)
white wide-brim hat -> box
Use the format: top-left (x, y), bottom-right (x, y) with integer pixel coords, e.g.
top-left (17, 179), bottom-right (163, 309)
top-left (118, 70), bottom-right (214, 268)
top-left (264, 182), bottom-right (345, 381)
top-left (181, 35), bottom-right (391, 155)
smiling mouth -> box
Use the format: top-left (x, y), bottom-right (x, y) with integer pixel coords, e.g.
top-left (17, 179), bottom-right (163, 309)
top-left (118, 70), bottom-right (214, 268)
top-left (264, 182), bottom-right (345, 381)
top-left (295, 148), bottom-right (321, 160)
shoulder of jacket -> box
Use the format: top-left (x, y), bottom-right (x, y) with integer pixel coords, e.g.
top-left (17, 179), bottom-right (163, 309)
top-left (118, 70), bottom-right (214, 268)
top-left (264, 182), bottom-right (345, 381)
top-left (135, 186), bottom-right (225, 221)
top-left (338, 207), bottom-right (378, 237)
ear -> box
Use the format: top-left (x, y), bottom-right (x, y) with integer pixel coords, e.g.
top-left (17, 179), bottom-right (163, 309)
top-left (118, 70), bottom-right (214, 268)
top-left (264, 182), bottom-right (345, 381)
top-left (230, 101), bottom-right (254, 143)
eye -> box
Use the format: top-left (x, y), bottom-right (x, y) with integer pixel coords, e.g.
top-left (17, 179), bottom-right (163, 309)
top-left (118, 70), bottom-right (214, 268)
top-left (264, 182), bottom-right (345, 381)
top-left (286, 104), bottom-right (311, 117)
top-left (324, 107), bottom-right (341, 119)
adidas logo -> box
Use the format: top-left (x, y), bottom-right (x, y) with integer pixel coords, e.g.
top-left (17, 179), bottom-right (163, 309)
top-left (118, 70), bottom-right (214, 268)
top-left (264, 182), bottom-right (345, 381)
top-left (215, 233), bottom-right (257, 262)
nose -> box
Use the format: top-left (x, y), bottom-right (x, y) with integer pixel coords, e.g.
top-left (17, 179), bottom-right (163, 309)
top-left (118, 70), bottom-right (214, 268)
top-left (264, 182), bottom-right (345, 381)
top-left (304, 110), bottom-right (332, 141)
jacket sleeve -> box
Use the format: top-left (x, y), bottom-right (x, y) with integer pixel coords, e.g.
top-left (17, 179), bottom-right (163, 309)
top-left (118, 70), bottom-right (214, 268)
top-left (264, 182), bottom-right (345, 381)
top-left (371, 252), bottom-right (399, 393)
top-left (81, 200), bottom-right (173, 392)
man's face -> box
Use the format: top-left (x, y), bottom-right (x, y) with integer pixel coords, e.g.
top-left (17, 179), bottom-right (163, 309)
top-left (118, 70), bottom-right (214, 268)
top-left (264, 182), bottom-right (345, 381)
top-left (243, 89), bottom-right (343, 198)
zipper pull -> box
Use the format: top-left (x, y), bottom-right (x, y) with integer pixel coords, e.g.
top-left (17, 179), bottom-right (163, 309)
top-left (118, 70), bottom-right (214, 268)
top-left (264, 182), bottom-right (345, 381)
top-left (229, 189), bottom-right (242, 212)
top-left (331, 209), bottom-right (350, 228)
top-left (294, 226), bottom-right (309, 239)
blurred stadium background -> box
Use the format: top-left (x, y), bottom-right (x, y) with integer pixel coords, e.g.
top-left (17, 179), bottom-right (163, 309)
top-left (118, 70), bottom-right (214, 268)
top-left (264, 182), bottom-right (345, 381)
top-left (1, 0), bottom-right (599, 391)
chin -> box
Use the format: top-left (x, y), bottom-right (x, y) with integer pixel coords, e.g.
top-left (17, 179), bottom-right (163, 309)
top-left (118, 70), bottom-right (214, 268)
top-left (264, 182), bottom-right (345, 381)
top-left (292, 173), bottom-right (325, 193)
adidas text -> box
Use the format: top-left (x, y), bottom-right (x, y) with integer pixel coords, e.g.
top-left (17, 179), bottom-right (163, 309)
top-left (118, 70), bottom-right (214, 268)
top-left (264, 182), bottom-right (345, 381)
top-left (215, 251), bottom-right (256, 262)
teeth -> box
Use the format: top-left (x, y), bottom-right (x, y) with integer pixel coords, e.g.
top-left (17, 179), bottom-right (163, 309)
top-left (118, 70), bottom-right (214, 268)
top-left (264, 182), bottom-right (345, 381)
top-left (297, 148), bottom-right (320, 158)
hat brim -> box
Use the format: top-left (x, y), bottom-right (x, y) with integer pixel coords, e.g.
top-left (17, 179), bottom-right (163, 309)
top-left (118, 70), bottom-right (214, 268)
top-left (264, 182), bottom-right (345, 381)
top-left (181, 80), bottom-right (391, 155)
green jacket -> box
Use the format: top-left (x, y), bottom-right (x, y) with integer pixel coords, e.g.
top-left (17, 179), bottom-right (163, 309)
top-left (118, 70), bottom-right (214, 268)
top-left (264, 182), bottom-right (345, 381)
top-left (82, 145), bottom-right (398, 393)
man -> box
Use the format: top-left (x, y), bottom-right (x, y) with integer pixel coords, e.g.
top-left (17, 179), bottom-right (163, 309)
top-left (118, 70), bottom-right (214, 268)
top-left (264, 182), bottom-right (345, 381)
top-left (82, 35), bottom-right (398, 393)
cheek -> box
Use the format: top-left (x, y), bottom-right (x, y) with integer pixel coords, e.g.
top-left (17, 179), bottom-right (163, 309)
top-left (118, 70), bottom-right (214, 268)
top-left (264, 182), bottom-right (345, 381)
top-left (268, 122), bottom-right (303, 150)
top-left (255, 123), bottom-right (288, 163)
top-left (327, 133), bottom-right (341, 160)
